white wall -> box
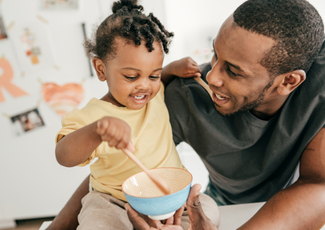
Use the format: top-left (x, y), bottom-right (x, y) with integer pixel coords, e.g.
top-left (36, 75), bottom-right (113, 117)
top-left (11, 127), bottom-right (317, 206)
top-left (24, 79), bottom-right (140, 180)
top-left (164, 0), bottom-right (325, 65)
top-left (0, 0), bottom-right (105, 226)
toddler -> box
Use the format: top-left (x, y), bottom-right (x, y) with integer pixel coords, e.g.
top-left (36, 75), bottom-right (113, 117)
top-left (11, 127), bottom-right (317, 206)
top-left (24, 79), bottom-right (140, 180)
top-left (55, 0), bottom-right (219, 229)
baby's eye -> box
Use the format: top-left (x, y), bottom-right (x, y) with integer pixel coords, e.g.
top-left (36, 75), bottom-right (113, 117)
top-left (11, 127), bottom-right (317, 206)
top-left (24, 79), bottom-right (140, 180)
top-left (124, 76), bottom-right (137, 80)
top-left (149, 75), bottom-right (160, 80)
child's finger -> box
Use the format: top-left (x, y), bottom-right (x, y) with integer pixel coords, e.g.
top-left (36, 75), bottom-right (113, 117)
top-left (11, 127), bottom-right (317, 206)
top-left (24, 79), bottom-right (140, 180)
top-left (115, 136), bottom-right (129, 150)
top-left (191, 64), bottom-right (202, 73)
top-left (96, 119), bottom-right (109, 135)
top-left (126, 141), bottom-right (135, 152)
top-left (107, 138), bottom-right (119, 148)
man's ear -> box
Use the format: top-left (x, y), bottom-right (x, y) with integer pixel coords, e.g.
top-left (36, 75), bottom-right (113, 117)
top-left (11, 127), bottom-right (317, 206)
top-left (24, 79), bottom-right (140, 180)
top-left (92, 57), bottom-right (106, 81)
top-left (277, 69), bottom-right (306, 96)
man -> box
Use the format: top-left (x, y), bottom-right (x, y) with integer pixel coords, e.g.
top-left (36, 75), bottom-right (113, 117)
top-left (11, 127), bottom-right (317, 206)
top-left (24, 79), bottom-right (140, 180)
top-left (48, 0), bottom-right (325, 229)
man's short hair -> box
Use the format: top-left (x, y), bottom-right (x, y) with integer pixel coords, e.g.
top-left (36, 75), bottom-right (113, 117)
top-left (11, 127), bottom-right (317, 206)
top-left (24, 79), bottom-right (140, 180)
top-left (234, 0), bottom-right (324, 77)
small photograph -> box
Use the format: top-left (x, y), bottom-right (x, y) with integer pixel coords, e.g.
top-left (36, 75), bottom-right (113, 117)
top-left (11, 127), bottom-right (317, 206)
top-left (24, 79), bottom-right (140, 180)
top-left (40, 0), bottom-right (79, 10)
top-left (11, 108), bottom-right (45, 135)
top-left (0, 9), bottom-right (8, 40)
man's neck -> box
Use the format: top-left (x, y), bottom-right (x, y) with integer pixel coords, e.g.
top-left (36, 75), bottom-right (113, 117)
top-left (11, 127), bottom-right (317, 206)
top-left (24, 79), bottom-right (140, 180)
top-left (250, 96), bottom-right (288, 120)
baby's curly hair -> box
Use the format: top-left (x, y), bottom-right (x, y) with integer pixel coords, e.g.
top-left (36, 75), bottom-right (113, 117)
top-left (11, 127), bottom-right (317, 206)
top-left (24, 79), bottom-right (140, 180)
top-left (84, 0), bottom-right (173, 61)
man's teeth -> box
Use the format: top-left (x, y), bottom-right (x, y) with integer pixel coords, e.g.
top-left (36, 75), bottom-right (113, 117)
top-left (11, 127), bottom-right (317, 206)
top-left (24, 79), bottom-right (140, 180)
top-left (215, 93), bottom-right (227, 100)
top-left (134, 95), bottom-right (145, 99)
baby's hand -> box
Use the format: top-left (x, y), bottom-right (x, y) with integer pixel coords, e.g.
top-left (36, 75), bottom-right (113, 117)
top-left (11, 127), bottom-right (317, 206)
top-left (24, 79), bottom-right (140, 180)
top-left (96, 117), bottom-right (134, 151)
top-left (172, 57), bottom-right (201, 78)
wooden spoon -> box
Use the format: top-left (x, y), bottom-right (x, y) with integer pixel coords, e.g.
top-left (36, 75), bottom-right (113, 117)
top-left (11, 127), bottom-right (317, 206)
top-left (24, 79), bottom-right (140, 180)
top-left (193, 77), bottom-right (213, 97)
top-left (122, 148), bottom-right (171, 195)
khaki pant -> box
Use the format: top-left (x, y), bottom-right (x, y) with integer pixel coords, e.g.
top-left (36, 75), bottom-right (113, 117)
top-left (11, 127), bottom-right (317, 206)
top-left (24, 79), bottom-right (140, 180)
top-left (77, 190), bottom-right (220, 230)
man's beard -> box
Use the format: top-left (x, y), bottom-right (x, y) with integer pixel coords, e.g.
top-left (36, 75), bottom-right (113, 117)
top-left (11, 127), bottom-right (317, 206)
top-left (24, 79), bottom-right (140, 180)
top-left (214, 79), bottom-right (274, 117)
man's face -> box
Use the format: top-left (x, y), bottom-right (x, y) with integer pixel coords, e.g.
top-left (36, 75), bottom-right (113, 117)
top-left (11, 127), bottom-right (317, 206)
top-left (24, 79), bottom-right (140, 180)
top-left (207, 16), bottom-right (277, 117)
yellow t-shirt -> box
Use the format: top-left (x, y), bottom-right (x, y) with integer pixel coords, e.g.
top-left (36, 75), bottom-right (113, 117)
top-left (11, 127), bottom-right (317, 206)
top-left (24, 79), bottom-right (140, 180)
top-left (56, 84), bottom-right (184, 201)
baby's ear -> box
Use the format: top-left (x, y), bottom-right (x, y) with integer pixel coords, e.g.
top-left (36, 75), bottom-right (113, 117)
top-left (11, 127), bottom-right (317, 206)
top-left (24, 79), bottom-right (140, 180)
top-left (277, 69), bottom-right (306, 96)
top-left (92, 57), bottom-right (106, 81)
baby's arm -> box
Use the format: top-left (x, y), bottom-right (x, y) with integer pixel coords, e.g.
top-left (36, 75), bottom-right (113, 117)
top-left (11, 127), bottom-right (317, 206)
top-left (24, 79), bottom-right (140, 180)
top-left (55, 117), bottom-right (133, 167)
top-left (161, 57), bottom-right (202, 85)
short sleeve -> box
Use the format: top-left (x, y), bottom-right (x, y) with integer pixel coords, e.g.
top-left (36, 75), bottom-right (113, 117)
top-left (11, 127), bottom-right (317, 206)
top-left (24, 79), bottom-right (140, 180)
top-left (165, 63), bottom-right (212, 146)
top-left (55, 108), bottom-right (96, 166)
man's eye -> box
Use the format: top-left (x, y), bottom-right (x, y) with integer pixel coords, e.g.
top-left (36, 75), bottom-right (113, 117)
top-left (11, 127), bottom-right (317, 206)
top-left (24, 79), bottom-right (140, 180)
top-left (211, 49), bottom-right (218, 60)
top-left (226, 66), bottom-right (238, 78)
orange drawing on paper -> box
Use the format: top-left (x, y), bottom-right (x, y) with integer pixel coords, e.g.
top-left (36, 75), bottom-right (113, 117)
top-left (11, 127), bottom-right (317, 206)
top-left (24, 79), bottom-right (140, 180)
top-left (41, 82), bottom-right (85, 117)
top-left (0, 58), bottom-right (28, 102)
top-left (21, 28), bottom-right (41, 65)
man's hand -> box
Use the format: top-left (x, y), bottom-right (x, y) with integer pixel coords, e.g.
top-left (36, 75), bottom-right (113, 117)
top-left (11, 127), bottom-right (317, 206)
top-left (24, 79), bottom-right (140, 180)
top-left (125, 203), bottom-right (185, 230)
top-left (187, 184), bottom-right (219, 230)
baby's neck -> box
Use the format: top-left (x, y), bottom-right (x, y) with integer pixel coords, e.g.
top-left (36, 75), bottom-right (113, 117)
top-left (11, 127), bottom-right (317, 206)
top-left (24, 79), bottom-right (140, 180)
top-left (101, 94), bottom-right (125, 107)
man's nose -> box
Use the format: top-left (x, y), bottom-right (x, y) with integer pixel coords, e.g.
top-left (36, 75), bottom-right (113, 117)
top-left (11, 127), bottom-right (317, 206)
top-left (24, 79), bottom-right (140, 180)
top-left (206, 62), bottom-right (224, 87)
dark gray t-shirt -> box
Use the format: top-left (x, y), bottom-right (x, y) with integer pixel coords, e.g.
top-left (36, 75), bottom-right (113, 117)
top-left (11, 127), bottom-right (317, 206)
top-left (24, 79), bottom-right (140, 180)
top-left (165, 42), bottom-right (325, 204)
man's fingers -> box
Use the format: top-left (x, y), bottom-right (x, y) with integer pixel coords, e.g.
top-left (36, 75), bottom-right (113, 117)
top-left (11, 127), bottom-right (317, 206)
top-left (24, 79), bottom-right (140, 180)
top-left (165, 216), bottom-right (175, 225)
top-left (142, 215), bottom-right (162, 228)
top-left (125, 204), bottom-right (150, 230)
top-left (186, 184), bottom-right (205, 221)
top-left (173, 204), bottom-right (185, 225)
top-left (187, 184), bottom-right (218, 230)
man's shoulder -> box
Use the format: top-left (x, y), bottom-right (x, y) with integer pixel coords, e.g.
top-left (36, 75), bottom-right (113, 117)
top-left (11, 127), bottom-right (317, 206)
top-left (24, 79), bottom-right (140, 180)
top-left (166, 62), bottom-right (211, 93)
top-left (294, 41), bottom-right (325, 100)
top-left (199, 62), bottom-right (212, 81)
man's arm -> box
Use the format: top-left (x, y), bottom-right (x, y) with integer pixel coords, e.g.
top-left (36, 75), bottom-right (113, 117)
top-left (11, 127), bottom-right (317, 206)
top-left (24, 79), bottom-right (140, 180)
top-left (239, 128), bottom-right (325, 230)
top-left (46, 176), bottom-right (90, 230)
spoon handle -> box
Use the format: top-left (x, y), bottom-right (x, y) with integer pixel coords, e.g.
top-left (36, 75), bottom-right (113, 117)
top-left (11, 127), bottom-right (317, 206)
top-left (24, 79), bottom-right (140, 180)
top-left (122, 148), bottom-right (170, 195)
top-left (193, 77), bottom-right (213, 98)
top-left (123, 148), bottom-right (149, 173)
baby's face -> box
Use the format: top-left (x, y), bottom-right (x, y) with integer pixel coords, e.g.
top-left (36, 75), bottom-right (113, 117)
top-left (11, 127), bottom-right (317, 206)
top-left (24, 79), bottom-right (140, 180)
top-left (102, 38), bottom-right (164, 110)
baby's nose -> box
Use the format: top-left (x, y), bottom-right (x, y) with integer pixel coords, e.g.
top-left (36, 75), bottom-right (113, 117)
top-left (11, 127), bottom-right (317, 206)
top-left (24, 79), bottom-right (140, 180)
top-left (136, 79), bottom-right (150, 90)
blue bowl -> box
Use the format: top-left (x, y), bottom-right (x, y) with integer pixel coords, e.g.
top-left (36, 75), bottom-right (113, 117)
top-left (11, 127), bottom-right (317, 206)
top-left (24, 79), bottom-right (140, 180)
top-left (122, 167), bottom-right (192, 220)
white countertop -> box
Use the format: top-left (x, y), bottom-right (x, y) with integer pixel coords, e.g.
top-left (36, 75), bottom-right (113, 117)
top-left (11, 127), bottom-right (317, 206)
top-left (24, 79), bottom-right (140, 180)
top-left (218, 202), bottom-right (264, 229)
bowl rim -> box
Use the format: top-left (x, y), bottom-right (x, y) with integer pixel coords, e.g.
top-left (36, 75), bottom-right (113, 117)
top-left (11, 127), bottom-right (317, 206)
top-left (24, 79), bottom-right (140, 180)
top-left (122, 167), bottom-right (193, 198)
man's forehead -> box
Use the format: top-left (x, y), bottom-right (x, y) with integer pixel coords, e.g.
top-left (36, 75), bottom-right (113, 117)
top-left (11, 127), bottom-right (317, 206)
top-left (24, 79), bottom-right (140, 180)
top-left (213, 17), bottom-right (275, 76)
